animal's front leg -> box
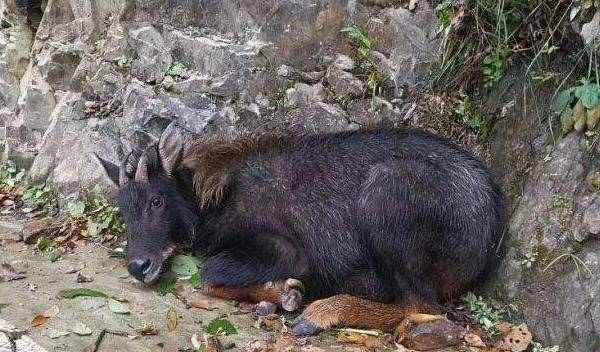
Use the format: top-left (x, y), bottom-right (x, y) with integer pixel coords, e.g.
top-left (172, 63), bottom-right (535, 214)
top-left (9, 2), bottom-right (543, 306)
top-left (201, 251), bottom-right (273, 287)
top-left (202, 278), bottom-right (305, 311)
top-left (201, 235), bottom-right (308, 309)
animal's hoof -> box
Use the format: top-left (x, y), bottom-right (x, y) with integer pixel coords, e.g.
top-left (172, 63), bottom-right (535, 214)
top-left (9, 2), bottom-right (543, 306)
top-left (280, 278), bottom-right (304, 312)
top-left (281, 289), bottom-right (302, 312)
top-left (291, 316), bottom-right (322, 336)
top-left (284, 278), bottom-right (305, 294)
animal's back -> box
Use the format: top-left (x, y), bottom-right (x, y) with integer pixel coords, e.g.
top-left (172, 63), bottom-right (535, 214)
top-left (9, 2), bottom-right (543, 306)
top-left (220, 128), bottom-right (505, 303)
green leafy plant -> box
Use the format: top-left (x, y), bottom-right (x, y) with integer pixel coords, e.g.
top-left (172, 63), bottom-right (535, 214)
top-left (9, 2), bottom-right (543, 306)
top-left (455, 95), bottom-right (488, 137)
top-left (554, 79), bottom-right (600, 135)
top-left (575, 79), bottom-right (600, 109)
top-left (531, 342), bottom-right (560, 352)
top-left (59, 288), bottom-right (108, 299)
top-left (464, 292), bottom-right (515, 335)
top-left (166, 61), bottom-right (187, 78)
top-left (35, 237), bottom-right (61, 262)
top-left (0, 303), bottom-right (7, 313)
top-left (203, 318), bottom-right (237, 336)
top-left (552, 196), bottom-right (571, 208)
top-left (0, 160), bottom-right (25, 192)
top-left (158, 276), bottom-right (178, 296)
top-left (169, 254), bottom-right (203, 290)
top-left (435, 1), bottom-right (453, 33)
top-left (483, 46), bottom-right (510, 87)
top-left (340, 26), bottom-right (387, 99)
top-left (67, 194), bottom-right (125, 238)
top-left (94, 39), bottom-right (106, 52)
top-left (115, 55), bottom-right (133, 69)
top-left (189, 272), bottom-right (201, 289)
top-left (341, 26), bottom-right (372, 59)
top-left (108, 299), bottom-right (130, 314)
top-left (22, 184), bottom-right (58, 214)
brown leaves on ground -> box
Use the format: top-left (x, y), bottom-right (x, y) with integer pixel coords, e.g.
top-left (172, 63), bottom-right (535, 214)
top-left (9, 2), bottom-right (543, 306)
top-left (0, 262), bottom-right (26, 282)
top-left (329, 318), bottom-right (533, 352)
top-left (256, 313), bottom-right (287, 333)
top-left (31, 305), bottom-right (59, 327)
top-left (0, 186), bottom-right (24, 209)
top-left (337, 329), bottom-right (383, 349)
top-left (137, 323), bottom-right (159, 336)
top-left (190, 299), bottom-right (216, 311)
top-left (167, 307), bottom-right (178, 332)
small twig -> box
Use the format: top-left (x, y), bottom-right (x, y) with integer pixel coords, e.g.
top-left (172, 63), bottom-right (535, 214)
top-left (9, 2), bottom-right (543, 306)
top-left (173, 291), bottom-right (192, 309)
top-left (337, 327), bottom-right (380, 336)
top-left (87, 328), bottom-right (129, 352)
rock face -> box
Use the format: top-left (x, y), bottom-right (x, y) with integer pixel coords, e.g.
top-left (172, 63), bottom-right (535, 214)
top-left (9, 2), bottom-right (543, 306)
top-left (1, 1), bottom-right (599, 351)
top-left (497, 133), bottom-right (600, 351)
top-left (485, 65), bottom-right (600, 351)
top-left (0, 0), bottom-right (440, 197)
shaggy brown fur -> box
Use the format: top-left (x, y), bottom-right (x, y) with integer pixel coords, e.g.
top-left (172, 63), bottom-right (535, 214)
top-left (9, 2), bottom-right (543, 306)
top-left (202, 284), bottom-right (284, 304)
top-left (181, 134), bottom-right (289, 209)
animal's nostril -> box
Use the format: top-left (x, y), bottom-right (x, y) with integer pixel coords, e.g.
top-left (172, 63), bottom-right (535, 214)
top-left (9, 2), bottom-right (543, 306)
top-left (127, 259), bottom-right (151, 280)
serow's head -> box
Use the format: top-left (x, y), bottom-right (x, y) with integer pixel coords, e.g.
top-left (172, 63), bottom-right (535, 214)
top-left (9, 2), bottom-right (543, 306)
top-left (94, 123), bottom-right (198, 284)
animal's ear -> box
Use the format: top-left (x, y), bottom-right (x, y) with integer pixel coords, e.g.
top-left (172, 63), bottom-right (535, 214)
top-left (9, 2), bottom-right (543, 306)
top-left (93, 153), bottom-right (120, 187)
top-left (158, 122), bottom-right (189, 177)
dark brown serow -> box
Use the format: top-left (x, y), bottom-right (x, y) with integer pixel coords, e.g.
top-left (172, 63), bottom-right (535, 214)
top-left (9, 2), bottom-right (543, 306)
top-left (94, 122), bottom-right (506, 335)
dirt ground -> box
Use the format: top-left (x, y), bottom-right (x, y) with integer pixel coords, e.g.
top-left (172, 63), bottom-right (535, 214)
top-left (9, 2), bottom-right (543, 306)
top-left (0, 217), bottom-right (356, 352)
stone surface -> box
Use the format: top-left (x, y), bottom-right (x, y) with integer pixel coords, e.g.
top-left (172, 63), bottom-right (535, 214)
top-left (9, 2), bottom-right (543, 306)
top-left (128, 25), bottom-right (172, 83)
top-left (0, 240), bottom-right (348, 351)
top-left (325, 67), bottom-right (364, 100)
top-left (401, 320), bottom-right (464, 351)
top-left (285, 83), bottom-right (327, 108)
top-left (0, 319), bottom-right (47, 352)
top-left (22, 217), bottom-right (57, 244)
top-left (496, 133), bottom-right (600, 351)
top-left (0, 219), bottom-right (23, 243)
top-left (580, 9), bottom-right (600, 45)
top-left (367, 4), bottom-right (440, 88)
top-left (0, 0), bottom-right (441, 193)
top-left (331, 54), bottom-right (355, 71)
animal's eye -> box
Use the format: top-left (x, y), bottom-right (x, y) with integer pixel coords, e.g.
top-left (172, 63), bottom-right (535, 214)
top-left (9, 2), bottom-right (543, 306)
top-left (151, 197), bottom-right (162, 208)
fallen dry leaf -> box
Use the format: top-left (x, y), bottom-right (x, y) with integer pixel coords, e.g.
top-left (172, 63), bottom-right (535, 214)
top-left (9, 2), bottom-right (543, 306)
top-left (191, 333), bottom-right (201, 349)
top-left (206, 336), bottom-right (221, 352)
top-left (137, 323), bottom-right (159, 335)
top-left (31, 315), bottom-right (49, 327)
top-left (60, 262), bottom-right (85, 274)
top-left (496, 322), bottom-right (513, 335)
top-left (337, 330), bottom-right (380, 348)
top-left (495, 323), bottom-right (532, 352)
top-left (167, 307), bottom-right (178, 332)
top-left (464, 332), bottom-right (486, 347)
top-left (72, 322), bottom-right (92, 336)
top-left (32, 305), bottom-right (59, 327)
top-left (190, 299), bottom-right (216, 310)
top-left (256, 314), bottom-right (286, 333)
top-left (0, 263), bottom-right (26, 282)
top-left (43, 328), bottom-right (70, 339)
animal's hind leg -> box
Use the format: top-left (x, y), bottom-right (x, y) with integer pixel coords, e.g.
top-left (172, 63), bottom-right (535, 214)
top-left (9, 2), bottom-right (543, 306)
top-left (203, 278), bottom-right (305, 311)
top-left (291, 294), bottom-right (443, 336)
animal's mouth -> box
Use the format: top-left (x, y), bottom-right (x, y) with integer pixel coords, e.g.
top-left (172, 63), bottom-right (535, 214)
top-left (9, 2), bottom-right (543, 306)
top-left (142, 243), bottom-right (178, 284)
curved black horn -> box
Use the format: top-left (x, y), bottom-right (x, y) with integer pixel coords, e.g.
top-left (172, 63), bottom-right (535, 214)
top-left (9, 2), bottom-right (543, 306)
top-left (119, 151), bottom-right (134, 186)
top-left (135, 149), bottom-right (150, 182)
